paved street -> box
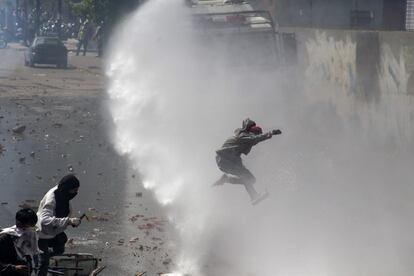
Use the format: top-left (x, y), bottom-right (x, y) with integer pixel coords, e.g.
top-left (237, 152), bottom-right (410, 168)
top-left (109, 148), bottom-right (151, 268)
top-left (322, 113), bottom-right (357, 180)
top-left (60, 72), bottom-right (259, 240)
top-left (0, 45), bottom-right (175, 275)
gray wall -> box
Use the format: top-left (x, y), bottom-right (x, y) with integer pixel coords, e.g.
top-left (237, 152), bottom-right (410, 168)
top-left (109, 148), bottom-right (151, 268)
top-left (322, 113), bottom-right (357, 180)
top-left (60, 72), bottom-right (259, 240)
top-left (281, 27), bottom-right (414, 142)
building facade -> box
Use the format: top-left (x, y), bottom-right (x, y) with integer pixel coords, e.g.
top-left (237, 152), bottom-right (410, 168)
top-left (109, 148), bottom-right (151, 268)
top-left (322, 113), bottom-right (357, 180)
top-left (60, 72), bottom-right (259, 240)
top-left (407, 0), bottom-right (414, 30)
top-left (259, 0), bottom-right (411, 30)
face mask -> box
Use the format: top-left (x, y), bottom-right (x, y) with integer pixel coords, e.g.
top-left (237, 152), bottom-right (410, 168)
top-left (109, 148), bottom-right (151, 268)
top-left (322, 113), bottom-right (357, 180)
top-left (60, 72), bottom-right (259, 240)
top-left (68, 192), bottom-right (78, 200)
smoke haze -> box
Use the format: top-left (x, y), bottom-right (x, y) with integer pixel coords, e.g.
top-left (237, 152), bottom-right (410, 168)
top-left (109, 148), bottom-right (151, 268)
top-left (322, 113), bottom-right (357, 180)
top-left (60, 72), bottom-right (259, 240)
top-left (106, 0), bottom-right (414, 275)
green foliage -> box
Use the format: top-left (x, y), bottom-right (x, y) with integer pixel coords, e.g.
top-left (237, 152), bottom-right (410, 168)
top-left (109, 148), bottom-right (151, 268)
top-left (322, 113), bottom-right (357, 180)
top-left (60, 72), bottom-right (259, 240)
top-left (67, 0), bottom-right (140, 25)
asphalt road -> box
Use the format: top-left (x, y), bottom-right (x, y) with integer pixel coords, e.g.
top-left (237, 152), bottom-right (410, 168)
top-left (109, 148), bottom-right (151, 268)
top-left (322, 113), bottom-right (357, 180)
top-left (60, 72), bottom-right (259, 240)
top-left (0, 45), bottom-right (175, 275)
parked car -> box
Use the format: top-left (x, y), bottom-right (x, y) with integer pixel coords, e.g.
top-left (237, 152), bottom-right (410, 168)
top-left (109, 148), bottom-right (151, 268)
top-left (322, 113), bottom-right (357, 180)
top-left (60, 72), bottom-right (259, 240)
top-left (25, 36), bottom-right (68, 68)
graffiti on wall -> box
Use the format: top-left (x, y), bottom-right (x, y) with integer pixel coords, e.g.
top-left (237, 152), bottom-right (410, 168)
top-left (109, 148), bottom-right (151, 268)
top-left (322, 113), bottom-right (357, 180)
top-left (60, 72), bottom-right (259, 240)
top-left (379, 44), bottom-right (410, 96)
top-left (305, 31), bottom-right (356, 96)
top-left (302, 30), bottom-right (414, 144)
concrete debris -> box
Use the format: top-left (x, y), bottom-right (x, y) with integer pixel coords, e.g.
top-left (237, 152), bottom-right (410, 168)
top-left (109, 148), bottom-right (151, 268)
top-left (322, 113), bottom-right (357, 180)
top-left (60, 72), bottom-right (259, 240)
top-left (94, 216), bottom-right (109, 222)
top-left (53, 123), bottom-right (63, 128)
top-left (18, 200), bottom-right (38, 210)
top-left (129, 214), bottom-right (144, 222)
top-left (12, 125), bottom-right (26, 134)
top-left (129, 237), bottom-right (139, 243)
top-left (162, 258), bottom-right (172, 265)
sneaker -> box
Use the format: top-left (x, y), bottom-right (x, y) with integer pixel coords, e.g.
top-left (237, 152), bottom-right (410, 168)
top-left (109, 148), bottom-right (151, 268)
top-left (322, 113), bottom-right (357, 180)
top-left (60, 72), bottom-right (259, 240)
top-left (212, 175), bottom-right (227, 186)
top-left (251, 190), bottom-right (269, 205)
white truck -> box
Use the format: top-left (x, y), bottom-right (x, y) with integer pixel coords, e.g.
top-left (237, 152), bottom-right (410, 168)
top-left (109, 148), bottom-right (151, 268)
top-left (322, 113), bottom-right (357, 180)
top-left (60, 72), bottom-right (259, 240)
top-left (188, 0), bottom-right (281, 69)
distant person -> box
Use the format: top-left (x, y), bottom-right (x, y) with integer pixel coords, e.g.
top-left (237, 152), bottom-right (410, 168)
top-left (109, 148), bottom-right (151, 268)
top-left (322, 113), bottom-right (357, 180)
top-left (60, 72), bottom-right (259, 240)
top-left (76, 19), bottom-right (92, 56)
top-left (36, 174), bottom-right (82, 276)
top-left (0, 208), bottom-right (39, 276)
top-left (213, 118), bottom-right (282, 205)
top-left (92, 22), bottom-right (104, 57)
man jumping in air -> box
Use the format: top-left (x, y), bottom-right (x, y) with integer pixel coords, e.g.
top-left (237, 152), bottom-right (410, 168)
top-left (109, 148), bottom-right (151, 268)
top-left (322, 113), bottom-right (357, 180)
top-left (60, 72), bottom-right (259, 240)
top-left (214, 118), bottom-right (282, 205)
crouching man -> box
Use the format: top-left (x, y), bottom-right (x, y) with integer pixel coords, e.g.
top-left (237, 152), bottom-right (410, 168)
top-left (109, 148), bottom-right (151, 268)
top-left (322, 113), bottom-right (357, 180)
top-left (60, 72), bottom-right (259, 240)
top-left (0, 208), bottom-right (39, 276)
top-left (36, 174), bottom-right (82, 276)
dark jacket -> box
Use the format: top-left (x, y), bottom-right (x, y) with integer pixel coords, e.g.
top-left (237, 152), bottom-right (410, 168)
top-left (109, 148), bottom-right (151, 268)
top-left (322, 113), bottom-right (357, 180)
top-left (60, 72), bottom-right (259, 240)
top-left (0, 233), bottom-right (26, 276)
top-left (216, 118), bottom-right (272, 158)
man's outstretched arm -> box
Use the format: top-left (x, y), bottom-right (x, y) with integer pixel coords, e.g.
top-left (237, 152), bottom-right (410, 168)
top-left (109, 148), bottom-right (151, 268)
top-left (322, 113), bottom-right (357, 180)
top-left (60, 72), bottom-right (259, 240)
top-left (239, 129), bottom-right (282, 145)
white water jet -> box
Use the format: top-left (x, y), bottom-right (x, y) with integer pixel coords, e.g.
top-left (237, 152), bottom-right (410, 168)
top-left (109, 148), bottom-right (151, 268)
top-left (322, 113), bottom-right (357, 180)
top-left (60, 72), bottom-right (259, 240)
top-left (106, 0), bottom-right (414, 275)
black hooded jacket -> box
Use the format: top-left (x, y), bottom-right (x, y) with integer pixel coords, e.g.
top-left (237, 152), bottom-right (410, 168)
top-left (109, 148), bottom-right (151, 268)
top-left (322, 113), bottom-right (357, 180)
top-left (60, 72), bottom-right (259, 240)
top-left (54, 174), bottom-right (80, 218)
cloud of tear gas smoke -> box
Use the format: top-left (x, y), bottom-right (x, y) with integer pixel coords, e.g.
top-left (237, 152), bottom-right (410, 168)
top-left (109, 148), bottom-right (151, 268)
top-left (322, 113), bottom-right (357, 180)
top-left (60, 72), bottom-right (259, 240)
top-left (106, 0), bottom-right (414, 275)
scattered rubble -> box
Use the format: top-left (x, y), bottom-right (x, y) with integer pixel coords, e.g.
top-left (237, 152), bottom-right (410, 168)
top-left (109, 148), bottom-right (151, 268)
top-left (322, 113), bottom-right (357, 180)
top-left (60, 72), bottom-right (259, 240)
top-left (18, 199), bottom-right (38, 210)
top-left (162, 258), bottom-right (172, 266)
top-left (12, 125), bottom-right (26, 134)
top-left (52, 123), bottom-right (63, 128)
top-left (129, 237), bottom-right (139, 243)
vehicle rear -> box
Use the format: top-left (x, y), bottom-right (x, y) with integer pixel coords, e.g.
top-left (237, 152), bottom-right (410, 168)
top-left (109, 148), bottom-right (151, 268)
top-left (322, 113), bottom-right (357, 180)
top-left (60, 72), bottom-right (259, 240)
top-left (190, 1), bottom-right (280, 70)
top-left (28, 37), bottom-right (68, 67)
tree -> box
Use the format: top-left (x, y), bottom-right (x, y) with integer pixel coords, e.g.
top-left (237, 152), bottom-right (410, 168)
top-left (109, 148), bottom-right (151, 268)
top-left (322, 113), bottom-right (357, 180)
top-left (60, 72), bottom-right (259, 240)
top-left (68, 0), bottom-right (140, 27)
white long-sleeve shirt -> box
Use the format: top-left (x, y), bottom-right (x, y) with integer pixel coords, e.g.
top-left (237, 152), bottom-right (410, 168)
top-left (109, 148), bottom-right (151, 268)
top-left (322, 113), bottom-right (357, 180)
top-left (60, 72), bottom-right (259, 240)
top-left (36, 186), bottom-right (72, 239)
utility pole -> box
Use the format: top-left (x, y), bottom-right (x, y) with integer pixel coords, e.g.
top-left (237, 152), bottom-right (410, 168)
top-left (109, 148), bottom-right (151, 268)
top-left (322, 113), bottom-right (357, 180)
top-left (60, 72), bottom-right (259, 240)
top-left (15, 0), bottom-right (20, 28)
top-left (23, 0), bottom-right (27, 44)
top-left (35, 0), bottom-right (39, 35)
top-left (57, 0), bottom-right (62, 40)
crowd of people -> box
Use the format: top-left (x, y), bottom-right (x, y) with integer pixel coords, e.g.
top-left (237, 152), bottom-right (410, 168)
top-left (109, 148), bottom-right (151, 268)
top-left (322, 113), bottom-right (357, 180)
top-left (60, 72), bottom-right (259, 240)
top-left (0, 174), bottom-right (82, 276)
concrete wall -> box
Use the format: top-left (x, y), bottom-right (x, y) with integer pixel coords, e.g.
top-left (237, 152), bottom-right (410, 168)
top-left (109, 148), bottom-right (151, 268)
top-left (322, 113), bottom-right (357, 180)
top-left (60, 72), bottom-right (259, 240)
top-left (283, 28), bottom-right (414, 143)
